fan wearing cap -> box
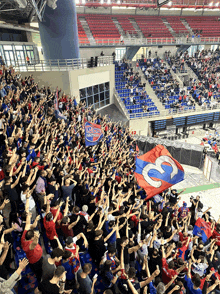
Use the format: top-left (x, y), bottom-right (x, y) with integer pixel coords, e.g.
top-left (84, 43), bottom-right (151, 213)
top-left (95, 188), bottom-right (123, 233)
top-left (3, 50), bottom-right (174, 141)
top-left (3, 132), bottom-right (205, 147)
top-left (65, 233), bottom-right (88, 274)
top-left (178, 202), bottom-right (190, 219)
top-left (169, 188), bottom-right (186, 204)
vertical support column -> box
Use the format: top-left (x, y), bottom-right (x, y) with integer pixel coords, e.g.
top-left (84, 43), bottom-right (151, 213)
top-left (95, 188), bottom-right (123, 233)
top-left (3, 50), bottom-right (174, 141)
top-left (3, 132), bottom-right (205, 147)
top-left (38, 0), bottom-right (80, 60)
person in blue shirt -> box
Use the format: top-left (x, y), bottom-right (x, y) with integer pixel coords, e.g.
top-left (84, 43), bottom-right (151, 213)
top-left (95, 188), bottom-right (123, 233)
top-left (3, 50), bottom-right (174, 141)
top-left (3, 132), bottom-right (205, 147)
top-left (61, 250), bottom-right (76, 290)
top-left (185, 259), bottom-right (202, 294)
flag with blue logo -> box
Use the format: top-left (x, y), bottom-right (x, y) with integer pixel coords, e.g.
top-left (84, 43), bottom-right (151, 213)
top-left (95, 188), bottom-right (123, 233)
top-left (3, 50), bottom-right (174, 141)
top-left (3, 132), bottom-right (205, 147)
top-left (134, 145), bottom-right (184, 200)
top-left (85, 121), bottom-right (103, 147)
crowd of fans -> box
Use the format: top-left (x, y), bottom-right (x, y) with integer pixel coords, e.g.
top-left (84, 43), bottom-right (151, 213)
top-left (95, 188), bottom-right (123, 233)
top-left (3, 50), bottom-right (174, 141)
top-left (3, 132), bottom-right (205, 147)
top-left (0, 62), bottom-right (220, 294)
top-left (138, 57), bottom-right (196, 111)
top-left (116, 60), bottom-right (158, 116)
top-left (178, 48), bottom-right (220, 109)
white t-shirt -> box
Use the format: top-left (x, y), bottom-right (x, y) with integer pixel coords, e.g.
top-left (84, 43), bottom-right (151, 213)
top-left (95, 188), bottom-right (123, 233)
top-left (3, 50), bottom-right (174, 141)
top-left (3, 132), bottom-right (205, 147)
top-left (21, 191), bottom-right (35, 211)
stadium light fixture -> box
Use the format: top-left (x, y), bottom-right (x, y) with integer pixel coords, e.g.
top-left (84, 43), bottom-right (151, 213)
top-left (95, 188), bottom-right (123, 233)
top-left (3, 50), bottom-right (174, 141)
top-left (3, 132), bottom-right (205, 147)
top-left (76, 0), bottom-right (80, 4)
top-left (82, 0), bottom-right (85, 4)
top-left (117, 0), bottom-right (120, 4)
top-left (209, 2), bottom-right (213, 5)
top-left (215, 2), bottom-right (219, 6)
top-left (168, 1), bottom-right (172, 5)
top-left (107, 0), bottom-right (111, 4)
top-left (100, 0), bottom-right (104, 3)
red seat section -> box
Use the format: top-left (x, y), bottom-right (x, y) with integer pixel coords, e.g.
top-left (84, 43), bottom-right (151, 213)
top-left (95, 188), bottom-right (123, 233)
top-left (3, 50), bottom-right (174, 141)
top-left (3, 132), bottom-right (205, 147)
top-left (165, 16), bottom-right (189, 35)
top-left (115, 15), bottom-right (137, 36)
top-left (184, 16), bottom-right (220, 37)
top-left (77, 16), bottom-right (88, 41)
top-left (133, 16), bottom-right (174, 39)
top-left (84, 14), bottom-right (120, 40)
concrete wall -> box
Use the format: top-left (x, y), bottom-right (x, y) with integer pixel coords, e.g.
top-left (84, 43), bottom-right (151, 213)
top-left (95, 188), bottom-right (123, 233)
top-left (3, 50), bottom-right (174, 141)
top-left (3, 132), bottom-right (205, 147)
top-left (76, 7), bottom-right (220, 16)
top-left (79, 48), bottom-right (115, 59)
top-left (21, 65), bottom-right (115, 105)
top-left (68, 64), bottom-right (115, 103)
top-left (129, 118), bottom-right (150, 136)
top-left (21, 71), bottom-right (71, 94)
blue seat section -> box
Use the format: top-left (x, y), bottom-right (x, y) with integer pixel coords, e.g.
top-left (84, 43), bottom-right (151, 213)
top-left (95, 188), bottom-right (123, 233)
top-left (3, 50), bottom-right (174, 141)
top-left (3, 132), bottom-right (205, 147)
top-left (115, 62), bottom-right (160, 119)
top-left (138, 58), bottom-right (196, 112)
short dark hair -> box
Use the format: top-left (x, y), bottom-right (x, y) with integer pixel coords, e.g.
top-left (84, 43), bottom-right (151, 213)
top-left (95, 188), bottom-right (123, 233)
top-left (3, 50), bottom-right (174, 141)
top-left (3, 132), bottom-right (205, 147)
top-left (128, 267), bottom-right (136, 278)
top-left (46, 212), bottom-right (53, 221)
top-left (54, 266), bottom-right (65, 278)
top-left (120, 236), bottom-right (128, 244)
top-left (83, 263), bottom-right (92, 274)
top-left (25, 230), bottom-right (34, 240)
top-left (168, 261), bottom-right (175, 269)
top-left (51, 248), bottom-right (64, 259)
top-left (108, 247), bottom-right (116, 255)
top-left (63, 250), bottom-right (72, 260)
top-left (192, 276), bottom-right (201, 288)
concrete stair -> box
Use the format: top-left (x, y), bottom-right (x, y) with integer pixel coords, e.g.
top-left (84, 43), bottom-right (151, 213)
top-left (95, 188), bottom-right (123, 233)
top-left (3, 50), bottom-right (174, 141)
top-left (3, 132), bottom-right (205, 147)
top-left (137, 67), bottom-right (165, 112)
top-left (112, 18), bottom-right (127, 37)
top-left (181, 18), bottom-right (194, 35)
top-left (162, 18), bottom-right (176, 37)
top-left (129, 18), bottom-right (144, 38)
top-left (184, 62), bottom-right (199, 81)
top-left (79, 17), bottom-right (96, 44)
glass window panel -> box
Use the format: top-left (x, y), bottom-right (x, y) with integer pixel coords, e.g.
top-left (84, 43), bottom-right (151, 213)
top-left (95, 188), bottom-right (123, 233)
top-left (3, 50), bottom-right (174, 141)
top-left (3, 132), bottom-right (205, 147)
top-left (3, 45), bottom-right (12, 50)
top-left (81, 98), bottom-right (86, 105)
top-left (106, 91), bottom-right (109, 98)
top-left (99, 83), bottom-right (104, 92)
top-left (105, 82), bottom-right (109, 90)
top-left (87, 96), bottom-right (93, 106)
top-left (15, 46), bottom-right (23, 50)
top-left (94, 94), bottom-right (99, 104)
top-left (100, 92), bottom-right (104, 101)
top-left (93, 85), bottom-right (99, 94)
top-left (106, 98), bottom-right (110, 105)
top-left (25, 46), bottom-right (33, 50)
top-left (94, 103), bottom-right (99, 110)
top-left (87, 87), bottom-right (92, 96)
top-left (100, 100), bottom-right (105, 108)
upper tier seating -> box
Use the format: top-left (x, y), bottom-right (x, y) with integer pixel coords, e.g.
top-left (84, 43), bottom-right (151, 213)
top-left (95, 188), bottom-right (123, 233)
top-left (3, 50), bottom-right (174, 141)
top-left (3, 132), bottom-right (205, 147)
top-left (77, 15), bottom-right (220, 41)
top-left (77, 16), bottom-right (88, 41)
top-left (85, 14), bottom-right (120, 40)
top-left (133, 16), bottom-right (174, 39)
top-left (165, 16), bottom-right (189, 35)
top-left (115, 16), bottom-right (137, 36)
top-left (184, 16), bottom-right (220, 38)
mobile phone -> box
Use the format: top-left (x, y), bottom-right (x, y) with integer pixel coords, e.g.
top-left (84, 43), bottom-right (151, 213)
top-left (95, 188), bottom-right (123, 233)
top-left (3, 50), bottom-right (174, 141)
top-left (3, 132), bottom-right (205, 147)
top-left (93, 274), bottom-right (98, 279)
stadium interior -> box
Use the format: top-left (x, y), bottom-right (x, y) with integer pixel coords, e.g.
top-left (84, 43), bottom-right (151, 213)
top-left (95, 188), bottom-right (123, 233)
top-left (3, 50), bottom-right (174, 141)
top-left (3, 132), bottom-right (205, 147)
top-left (0, 0), bottom-right (220, 293)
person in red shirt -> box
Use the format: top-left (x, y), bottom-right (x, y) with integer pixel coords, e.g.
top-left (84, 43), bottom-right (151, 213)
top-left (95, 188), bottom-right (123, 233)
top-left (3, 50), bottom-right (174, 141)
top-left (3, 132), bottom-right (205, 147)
top-left (43, 199), bottom-right (63, 249)
top-left (161, 240), bottom-right (185, 284)
top-left (65, 234), bottom-right (89, 274)
top-left (21, 212), bottom-right (43, 282)
top-left (50, 198), bottom-right (69, 235)
top-left (212, 224), bottom-right (220, 247)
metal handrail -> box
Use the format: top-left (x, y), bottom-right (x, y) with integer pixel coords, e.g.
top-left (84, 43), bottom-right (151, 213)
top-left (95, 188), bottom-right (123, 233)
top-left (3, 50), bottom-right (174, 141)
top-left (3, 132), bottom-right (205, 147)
top-left (127, 103), bottom-right (220, 120)
top-left (76, 0), bottom-right (219, 7)
top-left (79, 36), bottom-right (220, 46)
top-left (10, 56), bottom-right (114, 72)
top-left (113, 88), bottom-right (130, 120)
